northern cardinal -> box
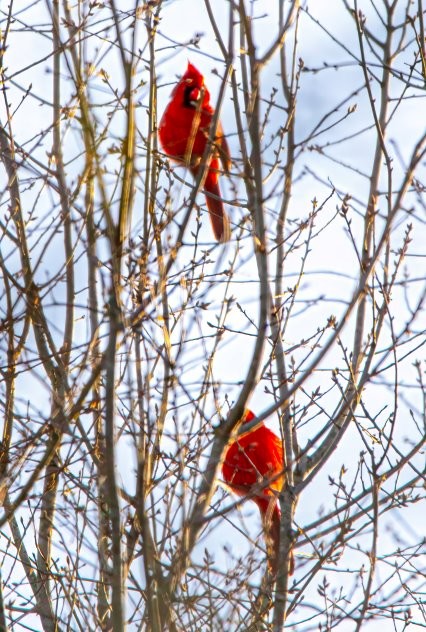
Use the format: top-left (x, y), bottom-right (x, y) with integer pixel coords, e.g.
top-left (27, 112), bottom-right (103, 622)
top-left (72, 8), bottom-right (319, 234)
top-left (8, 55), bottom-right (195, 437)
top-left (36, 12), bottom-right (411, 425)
top-left (159, 62), bottom-right (231, 242)
top-left (222, 410), bottom-right (294, 576)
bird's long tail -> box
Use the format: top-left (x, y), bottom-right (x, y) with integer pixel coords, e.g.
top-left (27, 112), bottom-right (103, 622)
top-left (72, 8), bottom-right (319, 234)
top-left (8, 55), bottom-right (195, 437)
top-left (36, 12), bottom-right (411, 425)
top-left (257, 497), bottom-right (295, 576)
top-left (203, 173), bottom-right (230, 242)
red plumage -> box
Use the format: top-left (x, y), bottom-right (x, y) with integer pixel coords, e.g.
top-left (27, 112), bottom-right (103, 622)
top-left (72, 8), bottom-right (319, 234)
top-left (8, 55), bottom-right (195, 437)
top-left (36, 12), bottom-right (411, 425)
top-left (222, 410), bottom-right (294, 575)
top-left (159, 62), bottom-right (231, 242)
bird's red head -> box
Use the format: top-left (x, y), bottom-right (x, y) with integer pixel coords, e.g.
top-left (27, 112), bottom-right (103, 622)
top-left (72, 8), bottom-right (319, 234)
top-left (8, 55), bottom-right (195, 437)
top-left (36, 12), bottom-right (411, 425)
top-left (242, 409), bottom-right (256, 424)
top-left (185, 62), bottom-right (204, 87)
top-left (172, 61), bottom-right (210, 109)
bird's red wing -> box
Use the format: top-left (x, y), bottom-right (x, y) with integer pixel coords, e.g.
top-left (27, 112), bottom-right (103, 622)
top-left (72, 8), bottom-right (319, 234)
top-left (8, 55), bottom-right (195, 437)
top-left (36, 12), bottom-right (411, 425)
top-left (245, 426), bottom-right (285, 493)
top-left (222, 425), bottom-right (285, 493)
top-left (262, 428), bottom-right (286, 492)
top-left (216, 122), bottom-right (231, 174)
top-left (222, 437), bottom-right (258, 491)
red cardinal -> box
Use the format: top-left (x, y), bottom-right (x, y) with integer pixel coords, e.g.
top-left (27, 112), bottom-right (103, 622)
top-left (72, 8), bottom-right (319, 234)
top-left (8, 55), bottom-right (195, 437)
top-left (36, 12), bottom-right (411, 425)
top-left (222, 410), bottom-right (294, 575)
top-left (159, 62), bottom-right (231, 242)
